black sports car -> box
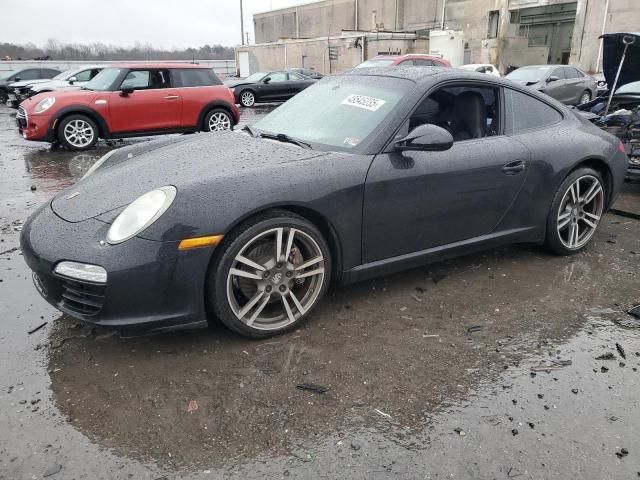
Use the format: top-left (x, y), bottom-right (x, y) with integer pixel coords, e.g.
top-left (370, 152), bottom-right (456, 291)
top-left (21, 68), bottom-right (628, 338)
top-left (225, 70), bottom-right (317, 107)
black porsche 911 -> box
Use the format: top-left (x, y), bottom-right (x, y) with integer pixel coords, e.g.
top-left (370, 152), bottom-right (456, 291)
top-left (224, 71), bottom-right (317, 107)
top-left (21, 68), bottom-right (628, 338)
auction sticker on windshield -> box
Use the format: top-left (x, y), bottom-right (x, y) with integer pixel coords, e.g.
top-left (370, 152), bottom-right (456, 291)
top-left (342, 94), bottom-right (386, 111)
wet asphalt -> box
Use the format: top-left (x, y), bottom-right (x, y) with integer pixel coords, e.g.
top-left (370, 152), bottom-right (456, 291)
top-left (1, 103), bottom-right (640, 479)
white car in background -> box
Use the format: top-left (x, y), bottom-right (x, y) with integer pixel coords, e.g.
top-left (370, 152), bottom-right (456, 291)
top-left (7, 65), bottom-right (104, 108)
top-left (459, 64), bottom-right (501, 77)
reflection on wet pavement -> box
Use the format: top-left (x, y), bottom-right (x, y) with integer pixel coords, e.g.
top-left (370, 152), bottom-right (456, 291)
top-left (1, 104), bottom-right (640, 479)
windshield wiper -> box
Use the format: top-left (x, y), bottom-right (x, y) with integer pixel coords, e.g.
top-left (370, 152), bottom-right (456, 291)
top-left (242, 125), bottom-right (256, 137)
top-left (259, 132), bottom-right (312, 149)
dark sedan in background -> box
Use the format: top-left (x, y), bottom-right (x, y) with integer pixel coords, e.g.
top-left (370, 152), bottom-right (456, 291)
top-left (506, 65), bottom-right (597, 105)
top-left (21, 68), bottom-right (627, 338)
top-left (224, 70), bottom-right (317, 107)
top-left (0, 66), bottom-right (61, 104)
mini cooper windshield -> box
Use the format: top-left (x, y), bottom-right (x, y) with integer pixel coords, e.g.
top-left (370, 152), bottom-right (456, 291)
top-left (253, 75), bottom-right (412, 151)
top-left (83, 68), bottom-right (123, 91)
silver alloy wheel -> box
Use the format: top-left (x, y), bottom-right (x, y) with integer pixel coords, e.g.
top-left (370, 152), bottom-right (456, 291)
top-left (240, 91), bottom-right (255, 107)
top-left (556, 174), bottom-right (604, 250)
top-left (63, 119), bottom-right (95, 148)
top-left (579, 91), bottom-right (591, 104)
top-left (226, 227), bottom-right (325, 331)
top-left (208, 112), bottom-right (231, 131)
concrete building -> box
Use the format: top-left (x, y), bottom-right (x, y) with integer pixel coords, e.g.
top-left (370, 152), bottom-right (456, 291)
top-left (236, 0), bottom-right (637, 76)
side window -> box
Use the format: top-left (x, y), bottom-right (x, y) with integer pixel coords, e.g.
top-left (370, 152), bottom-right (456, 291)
top-left (265, 72), bottom-right (287, 83)
top-left (175, 69), bottom-right (220, 87)
top-left (89, 69), bottom-right (102, 80)
top-left (565, 67), bottom-right (583, 79)
top-left (42, 69), bottom-right (60, 78)
top-left (551, 68), bottom-right (565, 80)
top-left (120, 69), bottom-right (171, 90)
top-left (504, 88), bottom-right (563, 133)
top-left (17, 69), bottom-right (40, 80)
top-left (409, 84), bottom-right (501, 141)
top-left (74, 70), bottom-right (94, 82)
top-left (287, 72), bottom-right (304, 80)
top-left (413, 59), bottom-right (435, 66)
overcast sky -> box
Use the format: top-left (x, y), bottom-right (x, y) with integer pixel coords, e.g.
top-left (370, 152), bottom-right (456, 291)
top-left (4, 0), bottom-right (319, 49)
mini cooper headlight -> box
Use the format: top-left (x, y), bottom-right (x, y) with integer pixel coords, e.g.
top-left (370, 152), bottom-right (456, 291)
top-left (34, 96), bottom-right (55, 113)
top-left (106, 186), bottom-right (177, 244)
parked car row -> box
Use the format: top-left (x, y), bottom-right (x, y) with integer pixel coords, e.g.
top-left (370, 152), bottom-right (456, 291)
top-left (0, 67), bottom-right (62, 104)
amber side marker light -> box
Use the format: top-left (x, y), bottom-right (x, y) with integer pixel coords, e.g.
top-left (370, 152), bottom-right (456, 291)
top-left (178, 235), bottom-right (224, 251)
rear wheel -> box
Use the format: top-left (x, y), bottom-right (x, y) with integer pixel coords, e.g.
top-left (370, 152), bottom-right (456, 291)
top-left (0, 90), bottom-right (7, 105)
top-left (203, 108), bottom-right (232, 132)
top-left (578, 90), bottom-right (591, 105)
top-left (57, 114), bottom-right (98, 151)
top-left (545, 168), bottom-right (605, 255)
top-left (239, 90), bottom-right (255, 107)
top-left (208, 211), bottom-right (331, 338)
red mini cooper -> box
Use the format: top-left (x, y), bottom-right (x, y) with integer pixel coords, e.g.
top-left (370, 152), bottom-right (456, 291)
top-left (17, 63), bottom-right (240, 150)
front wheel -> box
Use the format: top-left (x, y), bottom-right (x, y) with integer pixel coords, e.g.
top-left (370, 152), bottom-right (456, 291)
top-left (578, 90), bottom-right (591, 105)
top-left (0, 90), bottom-right (8, 105)
top-left (57, 114), bottom-right (98, 151)
top-left (203, 108), bottom-right (232, 132)
top-left (239, 90), bottom-right (255, 107)
top-left (545, 168), bottom-right (605, 255)
top-left (208, 211), bottom-right (331, 338)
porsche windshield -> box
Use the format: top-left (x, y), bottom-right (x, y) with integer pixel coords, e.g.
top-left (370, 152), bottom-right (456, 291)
top-left (253, 75), bottom-right (411, 151)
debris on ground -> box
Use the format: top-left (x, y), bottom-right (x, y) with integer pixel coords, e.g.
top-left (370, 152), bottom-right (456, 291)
top-left (350, 442), bottom-right (361, 451)
top-left (511, 428), bottom-right (519, 436)
top-left (453, 427), bottom-right (466, 436)
top-left (43, 464), bottom-right (62, 477)
top-left (27, 321), bottom-right (48, 335)
top-left (596, 352), bottom-right (616, 360)
top-left (296, 383), bottom-right (330, 394)
top-left (186, 400), bottom-right (198, 413)
top-left (374, 408), bottom-right (392, 419)
top-left (615, 448), bottom-right (629, 458)
top-left (616, 342), bottom-right (626, 359)
top-left (466, 325), bottom-right (483, 333)
top-left (430, 273), bottom-right (446, 284)
top-left (30, 185), bottom-right (37, 191)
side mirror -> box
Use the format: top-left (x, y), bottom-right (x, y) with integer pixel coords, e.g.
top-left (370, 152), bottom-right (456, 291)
top-left (68, 76), bottom-right (78, 85)
top-left (547, 76), bottom-right (559, 83)
top-left (263, 77), bottom-right (271, 84)
top-left (120, 87), bottom-right (134, 97)
top-left (394, 124), bottom-right (453, 152)
top-left (14, 77), bottom-right (21, 82)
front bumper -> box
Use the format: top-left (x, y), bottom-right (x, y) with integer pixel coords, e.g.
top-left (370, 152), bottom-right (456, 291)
top-left (20, 203), bottom-right (212, 332)
top-left (16, 108), bottom-right (55, 142)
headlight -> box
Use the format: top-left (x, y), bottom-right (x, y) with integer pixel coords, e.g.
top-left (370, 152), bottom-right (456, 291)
top-left (106, 186), bottom-right (177, 244)
top-left (82, 149), bottom-right (117, 179)
top-left (34, 96), bottom-right (55, 113)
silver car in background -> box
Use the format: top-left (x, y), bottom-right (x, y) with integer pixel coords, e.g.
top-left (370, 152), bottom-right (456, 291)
top-left (506, 65), bottom-right (597, 105)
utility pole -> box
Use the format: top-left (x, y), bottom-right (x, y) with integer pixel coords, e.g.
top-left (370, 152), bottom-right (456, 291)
top-left (240, 0), bottom-right (245, 45)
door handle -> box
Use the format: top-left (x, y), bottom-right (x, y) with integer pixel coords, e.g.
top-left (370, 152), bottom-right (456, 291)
top-left (164, 95), bottom-right (179, 100)
top-left (502, 160), bottom-right (526, 175)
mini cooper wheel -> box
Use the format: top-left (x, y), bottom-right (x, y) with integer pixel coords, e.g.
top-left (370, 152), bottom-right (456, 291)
top-left (578, 90), bottom-right (591, 104)
top-left (209, 211), bottom-right (331, 338)
top-left (58, 114), bottom-right (98, 151)
top-left (204, 109), bottom-right (232, 132)
top-left (546, 168), bottom-right (605, 255)
top-left (239, 90), bottom-right (255, 107)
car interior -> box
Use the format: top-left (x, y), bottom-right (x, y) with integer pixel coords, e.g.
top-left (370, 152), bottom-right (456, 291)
top-left (409, 85), bottom-right (500, 141)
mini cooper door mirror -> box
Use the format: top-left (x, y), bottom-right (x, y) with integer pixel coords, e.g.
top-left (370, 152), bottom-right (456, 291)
top-left (120, 87), bottom-right (134, 97)
top-left (394, 124), bottom-right (454, 152)
top-left (68, 76), bottom-right (78, 84)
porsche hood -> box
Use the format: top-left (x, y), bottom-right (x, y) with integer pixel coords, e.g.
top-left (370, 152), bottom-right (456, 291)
top-left (50, 132), bottom-right (328, 223)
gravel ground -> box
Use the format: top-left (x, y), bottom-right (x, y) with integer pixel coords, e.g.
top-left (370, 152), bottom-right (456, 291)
top-left (1, 104), bottom-right (639, 479)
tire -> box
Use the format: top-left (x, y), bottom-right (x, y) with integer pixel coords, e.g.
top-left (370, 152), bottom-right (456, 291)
top-left (239, 90), bottom-right (256, 107)
top-left (203, 108), bottom-right (232, 132)
top-left (545, 167), bottom-right (605, 255)
top-left (208, 210), bottom-right (331, 338)
top-left (578, 90), bottom-right (591, 105)
top-left (0, 89), bottom-right (7, 105)
top-left (57, 114), bottom-right (98, 151)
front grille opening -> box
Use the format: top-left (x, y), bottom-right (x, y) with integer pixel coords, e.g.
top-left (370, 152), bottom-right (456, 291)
top-left (60, 279), bottom-right (106, 316)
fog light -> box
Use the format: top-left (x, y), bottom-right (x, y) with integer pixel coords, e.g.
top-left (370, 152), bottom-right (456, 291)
top-left (54, 261), bottom-right (107, 284)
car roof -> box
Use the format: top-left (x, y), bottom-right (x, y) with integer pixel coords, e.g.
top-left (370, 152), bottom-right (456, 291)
top-left (369, 54), bottom-right (444, 61)
top-left (113, 63), bottom-right (212, 69)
